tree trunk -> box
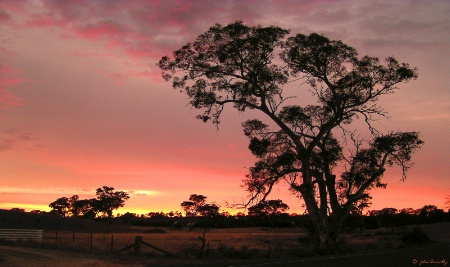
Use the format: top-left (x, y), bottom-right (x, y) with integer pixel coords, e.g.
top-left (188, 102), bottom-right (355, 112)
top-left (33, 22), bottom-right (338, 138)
top-left (296, 162), bottom-right (344, 253)
top-left (297, 187), bottom-right (344, 253)
top-left (311, 214), bottom-right (340, 254)
top-left (298, 186), bottom-right (334, 253)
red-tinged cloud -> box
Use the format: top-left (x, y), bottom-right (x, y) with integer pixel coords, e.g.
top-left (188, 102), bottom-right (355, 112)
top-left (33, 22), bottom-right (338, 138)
top-left (74, 20), bottom-right (131, 40)
top-left (1, 0), bottom-right (333, 86)
top-left (9, 1), bottom-right (326, 59)
top-left (24, 14), bottom-right (68, 28)
top-left (129, 69), bottom-right (163, 82)
top-left (0, 89), bottom-right (25, 109)
top-left (0, 129), bottom-right (32, 152)
top-left (0, 63), bottom-right (26, 109)
top-left (0, 9), bottom-right (11, 22)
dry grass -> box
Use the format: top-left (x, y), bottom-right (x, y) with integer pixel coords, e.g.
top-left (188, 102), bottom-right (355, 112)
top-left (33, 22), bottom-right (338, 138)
top-left (38, 222), bottom-right (450, 258)
top-left (38, 227), bottom-right (310, 259)
top-left (1, 222), bottom-right (449, 266)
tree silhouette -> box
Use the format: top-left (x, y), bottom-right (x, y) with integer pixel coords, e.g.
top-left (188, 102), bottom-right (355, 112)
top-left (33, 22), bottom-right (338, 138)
top-left (83, 198), bottom-right (100, 219)
top-left (68, 195), bottom-right (95, 218)
top-left (248, 199), bottom-right (289, 217)
top-left (180, 194), bottom-right (219, 217)
top-left (47, 186), bottom-right (129, 219)
top-left (49, 197), bottom-right (70, 217)
top-left (160, 21), bottom-right (423, 252)
top-left (95, 186), bottom-right (130, 219)
top-left (181, 194), bottom-right (206, 216)
top-left (197, 203), bottom-right (220, 217)
top-left (248, 199), bottom-right (289, 227)
top-left (418, 205), bottom-right (445, 223)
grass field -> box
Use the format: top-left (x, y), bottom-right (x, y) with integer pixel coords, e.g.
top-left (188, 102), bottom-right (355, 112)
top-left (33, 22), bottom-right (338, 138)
top-left (1, 222), bottom-right (449, 266)
top-left (32, 222), bottom-right (450, 258)
top-left (39, 227), bottom-right (308, 258)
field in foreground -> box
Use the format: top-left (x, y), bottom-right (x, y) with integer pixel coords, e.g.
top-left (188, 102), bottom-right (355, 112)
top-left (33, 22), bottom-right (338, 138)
top-left (0, 222), bottom-right (449, 266)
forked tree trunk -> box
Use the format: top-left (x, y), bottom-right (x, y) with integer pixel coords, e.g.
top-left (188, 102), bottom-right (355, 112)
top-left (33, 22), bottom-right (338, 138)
top-left (299, 184), bottom-right (342, 253)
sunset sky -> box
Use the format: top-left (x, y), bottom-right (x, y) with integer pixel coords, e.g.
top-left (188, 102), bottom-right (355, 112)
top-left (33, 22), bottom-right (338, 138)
top-left (0, 0), bottom-right (449, 215)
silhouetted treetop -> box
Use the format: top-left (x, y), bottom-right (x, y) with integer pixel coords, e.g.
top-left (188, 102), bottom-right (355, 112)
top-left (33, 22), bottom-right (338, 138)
top-left (96, 186), bottom-right (130, 219)
top-left (48, 186), bottom-right (130, 219)
top-left (181, 194), bottom-right (220, 217)
top-left (248, 199), bottom-right (290, 217)
top-left (159, 21), bottom-right (417, 127)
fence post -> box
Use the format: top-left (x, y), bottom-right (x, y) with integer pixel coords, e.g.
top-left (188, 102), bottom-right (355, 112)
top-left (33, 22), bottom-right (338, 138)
top-left (134, 236), bottom-right (142, 255)
top-left (72, 231), bottom-right (75, 244)
top-left (111, 235), bottom-right (114, 253)
top-left (90, 232), bottom-right (93, 252)
top-left (55, 230), bottom-right (58, 241)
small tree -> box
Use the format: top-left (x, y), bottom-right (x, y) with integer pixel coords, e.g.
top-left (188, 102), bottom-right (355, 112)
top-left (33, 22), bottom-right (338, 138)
top-left (181, 194), bottom-right (208, 216)
top-left (180, 194), bottom-right (220, 258)
top-left (160, 21), bottom-right (422, 252)
top-left (49, 197), bottom-right (70, 217)
top-left (248, 199), bottom-right (289, 227)
top-left (69, 195), bottom-right (96, 218)
top-left (180, 201), bottom-right (196, 216)
top-left (445, 195), bottom-right (450, 211)
top-left (418, 205), bottom-right (445, 223)
top-left (373, 208), bottom-right (398, 231)
top-left (68, 195), bottom-right (82, 217)
top-left (198, 204), bottom-right (220, 217)
top-left (82, 198), bottom-right (100, 219)
top-left (95, 186), bottom-right (130, 218)
top-left (10, 208), bottom-right (25, 212)
top-left (248, 199), bottom-right (289, 217)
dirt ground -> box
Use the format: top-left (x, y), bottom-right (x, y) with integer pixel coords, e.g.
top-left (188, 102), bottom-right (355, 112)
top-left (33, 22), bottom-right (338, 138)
top-left (0, 245), bottom-right (232, 267)
top-left (0, 245), bottom-right (126, 267)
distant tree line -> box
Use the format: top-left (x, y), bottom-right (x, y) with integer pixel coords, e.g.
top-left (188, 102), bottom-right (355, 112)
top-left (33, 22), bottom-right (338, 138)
top-left (47, 186), bottom-right (130, 219)
top-left (117, 194), bottom-right (450, 231)
top-left (113, 204), bottom-right (449, 231)
top-left (363, 205), bottom-right (448, 230)
top-left (11, 191), bottom-right (449, 232)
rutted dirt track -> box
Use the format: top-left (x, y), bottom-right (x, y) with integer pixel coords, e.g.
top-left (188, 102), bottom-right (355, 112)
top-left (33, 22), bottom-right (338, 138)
top-left (2, 243), bottom-right (449, 267)
top-left (0, 245), bottom-right (126, 267)
top-left (226, 243), bottom-right (450, 267)
top-left (0, 245), bottom-right (231, 267)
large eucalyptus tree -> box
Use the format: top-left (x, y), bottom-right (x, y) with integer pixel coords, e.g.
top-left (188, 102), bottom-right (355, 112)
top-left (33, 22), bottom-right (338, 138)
top-left (159, 21), bottom-right (423, 252)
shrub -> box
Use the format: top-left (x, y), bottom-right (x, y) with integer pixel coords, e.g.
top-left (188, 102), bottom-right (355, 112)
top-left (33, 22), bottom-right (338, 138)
top-left (216, 244), bottom-right (259, 259)
top-left (401, 226), bottom-right (429, 246)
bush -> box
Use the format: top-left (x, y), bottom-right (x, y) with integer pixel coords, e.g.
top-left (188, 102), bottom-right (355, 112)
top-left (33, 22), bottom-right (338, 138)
top-left (401, 226), bottom-right (429, 246)
top-left (142, 228), bottom-right (167, 233)
top-left (216, 244), bottom-right (259, 259)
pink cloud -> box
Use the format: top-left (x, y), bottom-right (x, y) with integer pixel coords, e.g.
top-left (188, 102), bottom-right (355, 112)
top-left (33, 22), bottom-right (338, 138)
top-left (24, 14), bottom-right (68, 28)
top-left (0, 129), bottom-right (32, 152)
top-left (0, 64), bottom-right (25, 109)
top-left (0, 89), bottom-right (25, 109)
top-left (4, 1), bottom-right (329, 78)
top-left (0, 9), bottom-right (11, 22)
top-left (125, 43), bottom-right (162, 59)
top-left (0, 77), bottom-right (23, 87)
top-left (129, 69), bottom-right (163, 83)
top-left (74, 20), bottom-right (131, 40)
